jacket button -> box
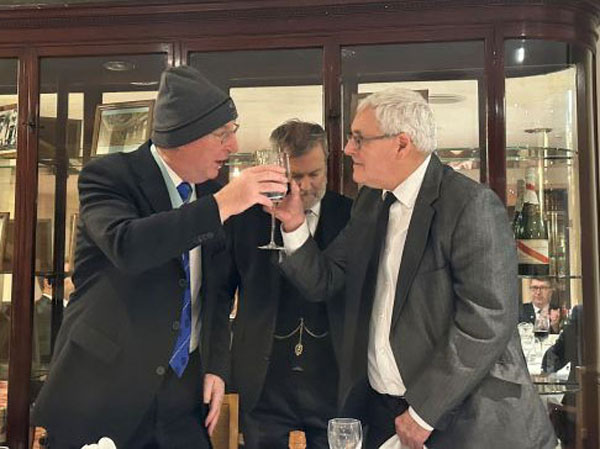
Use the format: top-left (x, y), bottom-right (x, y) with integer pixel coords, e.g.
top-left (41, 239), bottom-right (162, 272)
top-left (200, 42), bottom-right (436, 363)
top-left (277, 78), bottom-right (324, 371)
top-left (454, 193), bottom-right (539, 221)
top-left (178, 278), bottom-right (187, 288)
top-left (172, 321), bottom-right (180, 331)
top-left (156, 366), bottom-right (166, 376)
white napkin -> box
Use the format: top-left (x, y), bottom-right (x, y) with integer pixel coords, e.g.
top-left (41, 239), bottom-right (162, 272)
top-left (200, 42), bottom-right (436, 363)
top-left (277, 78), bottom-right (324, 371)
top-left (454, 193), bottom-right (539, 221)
top-left (81, 437), bottom-right (117, 449)
top-left (379, 434), bottom-right (429, 449)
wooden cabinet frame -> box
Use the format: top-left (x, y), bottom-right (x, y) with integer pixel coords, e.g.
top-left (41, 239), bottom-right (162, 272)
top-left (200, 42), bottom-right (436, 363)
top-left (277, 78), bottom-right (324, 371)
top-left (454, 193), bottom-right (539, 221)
top-left (0, 1), bottom-right (597, 448)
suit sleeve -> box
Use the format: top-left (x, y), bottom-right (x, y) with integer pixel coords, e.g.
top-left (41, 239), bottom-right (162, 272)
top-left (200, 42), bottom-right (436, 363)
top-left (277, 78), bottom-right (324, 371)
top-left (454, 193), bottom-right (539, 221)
top-left (204, 220), bottom-right (239, 381)
top-left (404, 187), bottom-right (519, 427)
top-left (278, 215), bottom-right (350, 303)
top-left (78, 157), bottom-right (224, 275)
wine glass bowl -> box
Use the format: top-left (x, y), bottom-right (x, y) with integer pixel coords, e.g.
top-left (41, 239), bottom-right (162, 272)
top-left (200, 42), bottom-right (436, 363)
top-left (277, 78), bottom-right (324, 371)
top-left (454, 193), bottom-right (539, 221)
top-left (255, 147), bottom-right (290, 251)
top-left (327, 418), bottom-right (363, 449)
top-left (225, 152), bottom-right (256, 182)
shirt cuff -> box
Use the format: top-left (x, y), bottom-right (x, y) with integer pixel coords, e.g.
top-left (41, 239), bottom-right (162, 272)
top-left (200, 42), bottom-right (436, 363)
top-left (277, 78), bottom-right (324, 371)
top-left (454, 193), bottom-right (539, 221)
top-left (281, 220), bottom-right (310, 255)
top-left (408, 406), bottom-right (434, 432)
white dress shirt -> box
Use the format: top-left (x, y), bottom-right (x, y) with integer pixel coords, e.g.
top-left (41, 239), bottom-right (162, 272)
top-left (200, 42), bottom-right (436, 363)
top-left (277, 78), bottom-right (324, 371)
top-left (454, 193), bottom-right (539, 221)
top-left (151, 144), bottom-right (202, 353)
top-left (305, 201), bottom-right (321, 236)
top-left (368, 155), bottom-right (432, 431)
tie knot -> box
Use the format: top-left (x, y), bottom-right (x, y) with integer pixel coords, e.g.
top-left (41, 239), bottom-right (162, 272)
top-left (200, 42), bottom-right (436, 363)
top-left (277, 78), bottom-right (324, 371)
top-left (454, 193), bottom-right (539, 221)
top-left (383, 192), bottom-right (396, 209)
top-left (177, 182), bottom-right (192, 203)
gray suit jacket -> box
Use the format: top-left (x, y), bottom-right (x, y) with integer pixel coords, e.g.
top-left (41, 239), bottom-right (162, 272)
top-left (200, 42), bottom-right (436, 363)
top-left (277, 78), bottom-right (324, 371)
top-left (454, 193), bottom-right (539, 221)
top-left (280, 155), bottom-right (556, 449)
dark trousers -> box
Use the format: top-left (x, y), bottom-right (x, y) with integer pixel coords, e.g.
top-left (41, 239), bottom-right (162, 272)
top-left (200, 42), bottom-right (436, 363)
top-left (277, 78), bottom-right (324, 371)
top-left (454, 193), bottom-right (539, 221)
top-left (125, 350), bottom-right (212, 449)
top-left (242, 338), bottom-right (338, 449)
top-left (365, 388), bottom-right (408, 449)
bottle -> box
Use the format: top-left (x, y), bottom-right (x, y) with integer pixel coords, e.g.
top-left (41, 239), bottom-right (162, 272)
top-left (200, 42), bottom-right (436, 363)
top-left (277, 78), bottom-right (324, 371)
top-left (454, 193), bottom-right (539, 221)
top-left (516, 167), bottom-right (549, 275)
top-left (512, 179), bottom-right (525, 237)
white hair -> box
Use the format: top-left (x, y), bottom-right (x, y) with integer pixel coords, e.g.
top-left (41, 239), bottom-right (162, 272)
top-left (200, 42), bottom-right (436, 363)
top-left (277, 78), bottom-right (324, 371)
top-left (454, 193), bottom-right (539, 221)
top-left (357, 87), bottom-right (437, 154)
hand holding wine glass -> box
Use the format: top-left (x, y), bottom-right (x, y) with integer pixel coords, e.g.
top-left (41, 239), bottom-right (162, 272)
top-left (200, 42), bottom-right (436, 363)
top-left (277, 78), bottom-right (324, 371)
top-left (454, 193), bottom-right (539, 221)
top-left (255, 147), bottom-right (290, 251)
top-left (213, 160), bottom-right (287, 223)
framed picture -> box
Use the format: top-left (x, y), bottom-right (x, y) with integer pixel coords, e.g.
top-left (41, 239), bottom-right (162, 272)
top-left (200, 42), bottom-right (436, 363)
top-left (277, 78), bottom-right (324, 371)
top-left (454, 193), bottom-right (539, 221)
top-left (0, 213), bottom-right (8, 269)
top-left (91, 100), bottom-right (154, 156)
top-left (1, 218), bottom-right (53, 273)
top-left (0, 104), bottom-right (17, 158)
top-left (67, 213), bottom-right (79, 269)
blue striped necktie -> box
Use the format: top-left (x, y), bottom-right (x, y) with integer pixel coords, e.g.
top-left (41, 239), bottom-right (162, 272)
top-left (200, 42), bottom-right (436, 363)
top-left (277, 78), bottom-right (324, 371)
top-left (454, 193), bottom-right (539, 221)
top-left (169, 181), bottom-right (193, 377)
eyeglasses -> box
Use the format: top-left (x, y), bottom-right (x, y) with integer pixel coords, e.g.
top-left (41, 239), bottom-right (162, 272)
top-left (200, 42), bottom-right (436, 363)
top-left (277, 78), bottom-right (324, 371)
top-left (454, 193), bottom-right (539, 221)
top-left (529, 286), bottom-right (551, 291)
top-left (346, 132), bottom-right (399, 151)
top-left (212, 123), bottom-right (240, 145)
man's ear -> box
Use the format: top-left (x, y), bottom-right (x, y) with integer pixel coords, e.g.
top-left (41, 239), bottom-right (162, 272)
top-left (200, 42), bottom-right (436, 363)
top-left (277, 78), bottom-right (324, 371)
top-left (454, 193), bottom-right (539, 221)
top-left (396, 133), bottom-right (411, 156)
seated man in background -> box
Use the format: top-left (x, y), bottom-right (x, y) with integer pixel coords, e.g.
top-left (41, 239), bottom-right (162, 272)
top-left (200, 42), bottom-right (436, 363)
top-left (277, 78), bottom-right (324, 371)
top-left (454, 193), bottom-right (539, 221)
top-left (220, 120), bottom-right (352, 449)
top-left (520, 276), bottom-right (553, 324)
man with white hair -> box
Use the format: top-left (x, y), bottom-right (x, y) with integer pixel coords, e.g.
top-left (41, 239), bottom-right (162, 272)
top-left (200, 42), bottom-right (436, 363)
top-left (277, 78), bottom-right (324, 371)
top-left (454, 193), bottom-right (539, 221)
top-left (275, 88), bottom-right (556, 449)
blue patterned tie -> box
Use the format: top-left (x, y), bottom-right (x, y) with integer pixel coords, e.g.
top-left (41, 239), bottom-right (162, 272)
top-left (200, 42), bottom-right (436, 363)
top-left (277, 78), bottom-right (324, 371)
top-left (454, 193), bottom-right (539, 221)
top-left (169, 181), bottom-right (193, 377)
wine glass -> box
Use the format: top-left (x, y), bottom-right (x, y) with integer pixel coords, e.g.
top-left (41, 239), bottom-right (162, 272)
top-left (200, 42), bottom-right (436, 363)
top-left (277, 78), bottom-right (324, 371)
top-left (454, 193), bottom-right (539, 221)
top-left (328, 418), bottom-right (363, 449)
top-left (226, 152), bottom-right (256, 182)
top-left (533, 310), bottom-right (550, 356)
top-left (255, 147), bottom-right (290, 251)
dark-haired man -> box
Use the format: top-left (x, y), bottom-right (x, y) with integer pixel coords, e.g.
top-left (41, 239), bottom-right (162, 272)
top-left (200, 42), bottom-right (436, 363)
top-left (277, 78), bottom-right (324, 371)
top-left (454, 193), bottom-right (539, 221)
top-left (222, 120), bottom-right (352, 449)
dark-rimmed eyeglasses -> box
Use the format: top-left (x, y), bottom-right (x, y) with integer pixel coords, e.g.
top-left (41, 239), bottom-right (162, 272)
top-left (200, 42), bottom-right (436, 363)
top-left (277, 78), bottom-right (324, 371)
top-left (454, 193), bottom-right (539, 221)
top-left (346, 132), bottom-right (399, 151)
top-left (212, 123), bottom-right (240, 145)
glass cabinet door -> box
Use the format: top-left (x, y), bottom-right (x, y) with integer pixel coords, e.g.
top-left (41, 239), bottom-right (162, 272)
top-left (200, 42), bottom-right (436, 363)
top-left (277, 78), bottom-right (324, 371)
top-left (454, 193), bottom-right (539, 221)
top-left (505, 39), bottom-right (586, 448)
top-left (188, 48), bottom-right (323, 182)
top-left (32, 52), bottom-right (168, 448)
top-left (0, 58), bottom-right (18, 445)
top-left (340, 41), bottom-right (485, 197)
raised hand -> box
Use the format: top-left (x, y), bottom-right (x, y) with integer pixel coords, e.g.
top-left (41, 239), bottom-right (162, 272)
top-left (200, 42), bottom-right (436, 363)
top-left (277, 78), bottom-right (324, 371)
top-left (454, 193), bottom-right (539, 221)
top-left (214, 165), bottom-right (287, 222)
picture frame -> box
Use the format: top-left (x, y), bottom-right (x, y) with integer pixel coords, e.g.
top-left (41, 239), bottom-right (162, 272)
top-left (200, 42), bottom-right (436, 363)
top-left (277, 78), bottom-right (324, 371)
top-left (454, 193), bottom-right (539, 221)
top-left (0, 104), bottom-right (17, 158)
top-left (1, 218), bottom-right (53, 273)
top-left (67, 213), bottom-right (79, 269)
top-left (0, 213), bottom-right (8, 270)
top-left (91, 100), bottom-right (155, 156)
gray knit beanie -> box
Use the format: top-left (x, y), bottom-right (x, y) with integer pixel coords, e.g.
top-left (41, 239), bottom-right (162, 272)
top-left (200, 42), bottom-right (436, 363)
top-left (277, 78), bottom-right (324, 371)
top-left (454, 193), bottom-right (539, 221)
top-left (151, 66), bottom-right (238, 148)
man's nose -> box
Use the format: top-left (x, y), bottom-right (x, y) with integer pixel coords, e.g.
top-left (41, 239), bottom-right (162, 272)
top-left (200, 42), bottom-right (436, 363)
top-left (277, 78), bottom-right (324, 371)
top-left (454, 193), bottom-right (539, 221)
top-left (299, 177), bottom-right (311, 191)
top-left (226, 136), bottom-right (239, 153)
top-left (344, 140), bottom-right (355, 157)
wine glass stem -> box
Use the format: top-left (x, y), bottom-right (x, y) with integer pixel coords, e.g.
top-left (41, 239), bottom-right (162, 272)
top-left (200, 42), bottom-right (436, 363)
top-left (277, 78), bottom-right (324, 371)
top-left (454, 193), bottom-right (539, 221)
top-left (269, 208), bottom-right (277, 245)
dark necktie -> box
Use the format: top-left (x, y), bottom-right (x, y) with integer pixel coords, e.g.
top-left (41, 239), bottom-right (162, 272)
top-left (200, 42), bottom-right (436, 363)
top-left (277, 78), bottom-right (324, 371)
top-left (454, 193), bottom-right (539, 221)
top-left (169, 181), bottom-right (192, 377)
top-left (352, 192), bottom-right (397, 371)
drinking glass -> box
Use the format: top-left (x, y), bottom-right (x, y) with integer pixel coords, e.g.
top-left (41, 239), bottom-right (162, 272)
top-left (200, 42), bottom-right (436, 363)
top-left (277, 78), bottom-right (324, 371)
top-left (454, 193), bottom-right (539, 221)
top-left (533, 311), bottom-right (550, 354)
top-left (226, 152), bottom-right (256, 182)
top-left (328, 418), bottom-right (363, 449)
top-left (255, 148), bottom-right (290, 251)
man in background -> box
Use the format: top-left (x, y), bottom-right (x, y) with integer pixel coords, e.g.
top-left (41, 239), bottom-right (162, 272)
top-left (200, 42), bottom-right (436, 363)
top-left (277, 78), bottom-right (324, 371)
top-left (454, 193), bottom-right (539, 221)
top-left (222, 120), bottom-right (352, 448)
top-left (520, 277), bottom-right (553, 324)
top-left (32, 65), bottom-right (287, 449)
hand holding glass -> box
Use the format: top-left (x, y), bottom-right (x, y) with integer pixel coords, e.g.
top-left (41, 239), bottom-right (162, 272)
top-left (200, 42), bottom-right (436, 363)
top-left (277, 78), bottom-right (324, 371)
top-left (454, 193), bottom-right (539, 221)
top-left (328, 418), bottom-right (363, 449)
top-left (255, 148), bottom-right (290, 250)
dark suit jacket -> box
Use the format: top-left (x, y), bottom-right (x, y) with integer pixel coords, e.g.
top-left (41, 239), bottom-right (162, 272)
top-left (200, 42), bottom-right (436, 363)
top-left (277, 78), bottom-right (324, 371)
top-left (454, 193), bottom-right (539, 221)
top-left (222, 191), bottom-right (352, 411)
top-left (32, 142), bottom-right (232, 447)
top-left (519, 302), bottom-right (536, 324)
top-left (280, 155), bottom-right (556, 449)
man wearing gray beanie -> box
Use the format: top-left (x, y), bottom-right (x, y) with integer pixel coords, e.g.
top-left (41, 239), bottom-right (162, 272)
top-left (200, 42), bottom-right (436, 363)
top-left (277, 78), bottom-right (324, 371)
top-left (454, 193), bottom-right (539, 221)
top-left (33, 65), bottom-right (287, 449)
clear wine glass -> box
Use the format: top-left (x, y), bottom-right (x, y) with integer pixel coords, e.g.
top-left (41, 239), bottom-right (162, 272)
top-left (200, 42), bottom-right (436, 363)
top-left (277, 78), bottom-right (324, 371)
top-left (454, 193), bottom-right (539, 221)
top-left (533, 311), bottom-right (550, 355)
top-left (328, 418), bottom-right (363, 449)
top-left (226, 152), bottom-right (256, 182)
top-left (255, 147), bottom-right (290, 251)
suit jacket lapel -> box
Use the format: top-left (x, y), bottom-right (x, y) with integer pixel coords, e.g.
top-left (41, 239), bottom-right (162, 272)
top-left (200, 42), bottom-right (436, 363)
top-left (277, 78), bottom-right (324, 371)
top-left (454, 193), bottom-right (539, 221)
top-left (130, 143), bottom-right (173, 215)
top-left (391, 156), bottom-right (443, 330)
top-left (130, 143), bottom-right (184, 271)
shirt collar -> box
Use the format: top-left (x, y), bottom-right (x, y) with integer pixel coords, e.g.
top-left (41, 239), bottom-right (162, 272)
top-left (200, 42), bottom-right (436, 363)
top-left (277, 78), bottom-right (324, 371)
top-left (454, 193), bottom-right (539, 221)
top-left (384, 155), bottom-right (431, 208)
top-left (306, 201), bottom-right (321, 218)
top-left (151, 143), bottom-right (184, 187)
